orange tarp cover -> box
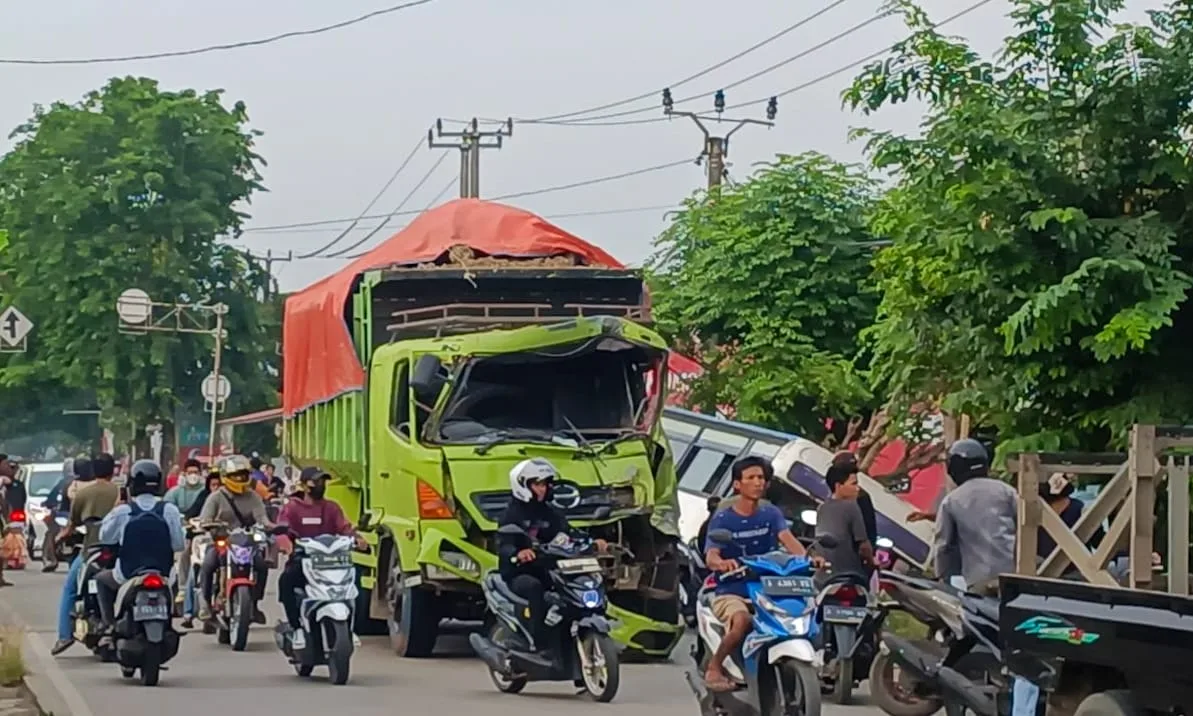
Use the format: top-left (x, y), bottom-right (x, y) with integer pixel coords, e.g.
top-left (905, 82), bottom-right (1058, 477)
top-left (284, 198), bottom-right (630, 416)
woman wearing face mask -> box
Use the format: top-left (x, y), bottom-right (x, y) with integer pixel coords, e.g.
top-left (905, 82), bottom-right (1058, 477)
top-left (184, 469), bottom-right (224, 521)
top-left (164, 459), bottom-right (206, 514)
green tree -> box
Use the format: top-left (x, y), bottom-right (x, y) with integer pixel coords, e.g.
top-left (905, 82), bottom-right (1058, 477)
top-left (647, 153), bottom-right (880, 437)
top-left (0, 76), bottom-right (277, 442)
top-left (843, 0), bottom-right (1193, 455)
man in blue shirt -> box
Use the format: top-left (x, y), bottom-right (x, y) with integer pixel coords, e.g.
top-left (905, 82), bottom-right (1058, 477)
top-left (703, 456), bottom-right (810, 692)
top-left (95, 460), bottom-right (185, 645)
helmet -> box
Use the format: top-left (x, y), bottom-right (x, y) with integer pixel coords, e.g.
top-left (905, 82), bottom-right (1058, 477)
top-left (129, 460), bottom-right (163, 496)
top-left (509, 458), bottom-right (558, 503)
top-left (946, 439), bottom-right (989, 484)
top-left (217, 454), bottom-right (253, 494)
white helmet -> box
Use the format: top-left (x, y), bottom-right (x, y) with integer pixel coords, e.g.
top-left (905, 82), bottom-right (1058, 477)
top-left (509, 458), bottom-right (559, 503)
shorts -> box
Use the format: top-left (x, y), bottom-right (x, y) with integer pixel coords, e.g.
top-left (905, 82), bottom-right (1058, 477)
top-left (711, 594), bottom-right (751, 622)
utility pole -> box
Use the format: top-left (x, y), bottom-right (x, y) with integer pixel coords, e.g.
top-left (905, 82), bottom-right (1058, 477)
top-left (252, 250), bottom-right (292, 300)
top-left (663, 88), bottom-right (777, 190)
top-left (428, 118), bottom-right (513, 198)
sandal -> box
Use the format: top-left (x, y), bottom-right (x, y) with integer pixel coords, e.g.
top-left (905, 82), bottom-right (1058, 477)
top-left (705, 673), bottom-right (736, 692)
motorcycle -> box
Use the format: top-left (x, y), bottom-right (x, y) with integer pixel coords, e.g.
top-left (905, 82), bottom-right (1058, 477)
top-left (272, 532), bottom-right (357, 685)
top-left (111, 570), bottom-right (181, 686)
top-left (678, 536), bottom-right (708, 629)
top-left (71, 525), bottom-right (118, 661)
top-left (469, 524), bottom-right (622, 702)
top-left (686, 529), bottom-right (839, 716)
top-left (204, 522), bottom-right (268, 651)
top-left (815, 569), bottom-right (883, 706)
top-left (868, 572), bottom-right (1004, 716)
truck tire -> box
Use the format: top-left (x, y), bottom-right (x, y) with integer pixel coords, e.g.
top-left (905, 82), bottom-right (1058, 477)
top-left (1074, 691), bottom-right (1142, 716)
top-left (385, 552), bottom-right (439, 658)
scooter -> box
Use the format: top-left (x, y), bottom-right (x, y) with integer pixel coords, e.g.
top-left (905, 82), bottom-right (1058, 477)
top-left (71, 525), bottom-right (118, 661)
top-left (273, 532), bottom-right (357, 685)
top-left (686, 529), bottom-right (839, 716)
top-left (112, 570), bottom-right (181, 686)
top-left (204, 522), bottom-right (268, 651)
top-left (868, 572), bottom-right (1005, 716)
top-left (469, 524), bottom-right (622, 702)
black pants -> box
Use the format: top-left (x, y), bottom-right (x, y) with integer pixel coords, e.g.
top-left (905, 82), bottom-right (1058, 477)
top-left (95, 568), bottom-right (120, 628)
top-left (199, 546), bottom-right (267, 609)
top-left (508, 573), bottom-right (546, 649)
top-left (278, 556), bottom-right (307, 629)
top-left (41, 517), bottom-right (60, 568)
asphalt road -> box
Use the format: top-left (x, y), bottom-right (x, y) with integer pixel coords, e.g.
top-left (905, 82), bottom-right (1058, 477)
top-left (0, 568), bottom-right (883, 716)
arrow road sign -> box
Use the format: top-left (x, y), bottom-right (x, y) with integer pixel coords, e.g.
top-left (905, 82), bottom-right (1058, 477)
top-left (0, 306), bottom-right (33, 348)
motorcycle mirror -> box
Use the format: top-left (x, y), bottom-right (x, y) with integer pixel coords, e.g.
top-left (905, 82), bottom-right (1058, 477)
top-left (707, 528), bottom-right (733, 545)
top-left (800, 509), bottom-right (817, 527)
top-left (876, 536), bottom-right (894, 549)
top-left (816, 533), bottom-right (839, 549)
top-left (497, 524), bottom-right (527, 537)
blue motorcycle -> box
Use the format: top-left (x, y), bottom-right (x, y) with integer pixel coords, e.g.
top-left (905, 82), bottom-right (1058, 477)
top-left (686, 529), bottom-right (838, 716)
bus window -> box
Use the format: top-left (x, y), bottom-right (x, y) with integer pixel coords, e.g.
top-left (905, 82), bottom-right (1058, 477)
top-left (679, 448), bottom-right (734, 494)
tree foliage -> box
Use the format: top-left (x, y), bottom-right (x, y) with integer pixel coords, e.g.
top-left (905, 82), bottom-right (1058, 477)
top-left (0, 76), bottom-right (279, 439)
top-left (647, 153), bottom-right (880, 437)
top-left (841, 0), bottom-right (1193, 454)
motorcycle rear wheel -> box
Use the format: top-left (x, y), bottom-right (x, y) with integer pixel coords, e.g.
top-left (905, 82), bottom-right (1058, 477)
top-left (868, 650), bottom-right (942, 716)
top-left (140, 644), bottom-right (162, 686)
top-left (831, 657), bottom-right (855, 705)
top-left (486, 624), bottom-right (527, 694)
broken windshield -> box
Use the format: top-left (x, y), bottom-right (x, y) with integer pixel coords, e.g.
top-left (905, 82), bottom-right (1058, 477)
top-left (433, 338), bottom-right (660, 446)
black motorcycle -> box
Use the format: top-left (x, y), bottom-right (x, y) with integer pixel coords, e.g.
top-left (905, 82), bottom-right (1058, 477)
top-left (71, 530), bottom-right (118, 661)
top-left (869, 572), bottom-right (1005, 716)
top-left (816, 570), bottom-right (883, 705)
top-left (111, 570), bottom-right (181, 686)
top-left (469, 524), bottom-right (622, 702)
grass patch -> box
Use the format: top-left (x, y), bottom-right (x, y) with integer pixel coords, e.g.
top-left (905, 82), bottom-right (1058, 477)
top-left (0, 626), bottom-right (25, 686)
top-left (884, 609), bottom-right (930, 639)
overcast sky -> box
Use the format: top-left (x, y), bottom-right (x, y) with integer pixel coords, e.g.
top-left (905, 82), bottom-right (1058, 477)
top-left (0, 0), bottom-right (1160, 292)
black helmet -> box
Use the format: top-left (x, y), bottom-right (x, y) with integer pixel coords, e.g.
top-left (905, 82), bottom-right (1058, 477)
top-left (129, 459), bottom-right (163, 496)
top-left (73, 457), bottom-right (94, 482)
top-left (946, 439), bottom-right (989, 484)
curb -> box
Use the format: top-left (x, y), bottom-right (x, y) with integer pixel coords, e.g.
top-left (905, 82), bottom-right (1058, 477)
top-left (0, 594), bottom-right (84, 716)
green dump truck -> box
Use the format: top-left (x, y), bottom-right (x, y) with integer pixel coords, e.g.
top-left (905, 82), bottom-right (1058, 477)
top-left (282, 241), bottom-right (685, 660)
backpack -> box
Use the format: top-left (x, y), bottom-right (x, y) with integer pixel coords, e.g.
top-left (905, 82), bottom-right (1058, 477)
top-left (120, 501), bottom-right (174, 579)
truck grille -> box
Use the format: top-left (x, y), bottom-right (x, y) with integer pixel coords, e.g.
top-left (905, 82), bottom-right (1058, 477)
top-left (470, 482), bottom-right (636, 522)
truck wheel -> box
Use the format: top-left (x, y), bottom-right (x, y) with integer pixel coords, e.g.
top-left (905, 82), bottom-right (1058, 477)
top-left (386, 553), bottom-right (439, 658)
top-left (1074, 691), bottom-right (1142, 716)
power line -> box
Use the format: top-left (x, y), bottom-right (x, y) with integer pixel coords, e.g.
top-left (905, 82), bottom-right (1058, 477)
top-left (241, 156), bottom-right (694, 233)
top-left (527, 0), bottom-right (851, 122)
top-left (319, 153), bottom-right (452, 259)
top-left (295, 134), bottom-right (426, 259)
top-left (253, 203), bottom-right (681, 233)
top-left (505, 0), bottom-right (998, 128)
top-left (0, 0), bottom-right (435, 65)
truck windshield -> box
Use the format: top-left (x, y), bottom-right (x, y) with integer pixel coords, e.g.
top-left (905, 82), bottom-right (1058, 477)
top-left (434, 339), bottom-right (659, 444)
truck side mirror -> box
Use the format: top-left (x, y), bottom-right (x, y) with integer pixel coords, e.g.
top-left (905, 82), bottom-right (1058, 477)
top-left (411, 354), bottom-right (446, 404)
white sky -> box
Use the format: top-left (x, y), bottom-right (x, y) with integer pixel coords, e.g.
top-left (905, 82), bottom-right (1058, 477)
top-left (0, 0), bottom-right (1161, 292)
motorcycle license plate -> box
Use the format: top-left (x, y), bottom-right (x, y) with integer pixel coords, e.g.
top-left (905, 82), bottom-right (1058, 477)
top-left (760, 576), bottom-right (816, 597)
top-left (133, 603), bottom-right (169, 621)
top-left (87, 579), bottom-right (98, 594)
top-left (823, 605), bottom-right (869, 624)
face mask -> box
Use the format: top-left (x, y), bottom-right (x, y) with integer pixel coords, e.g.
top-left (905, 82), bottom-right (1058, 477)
top-left (308, 486), bottom-right (326, 500)
top-left (184, 472), bottom-right (202, 487)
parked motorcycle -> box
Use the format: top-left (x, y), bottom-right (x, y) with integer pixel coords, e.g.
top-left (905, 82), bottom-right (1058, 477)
top-left (815, 568), bottom-right (884, 706)
top-left (111, 570), bottom-right (181, 686)
top-left (868, 572), bottom-right (1004, 716)
top-left (273, 532), bottom-right (357, 685)
top-left (204, 522), bottom-right (268, 651)
top-left (469, 523), bottom-right (622, 702)
top-left (677, 536), bottom-right (708, 629)
top-left (686, 529), bottom-right (839, 716)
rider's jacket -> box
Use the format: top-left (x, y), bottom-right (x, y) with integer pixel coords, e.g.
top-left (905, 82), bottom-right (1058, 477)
top-left (496, 498), bottom-right (572, 580)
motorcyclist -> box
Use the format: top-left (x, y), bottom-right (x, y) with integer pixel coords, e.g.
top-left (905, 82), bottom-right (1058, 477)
top-left (40, 458), bottom-right (76, 573)
top-left (695, 495), bottom-right (722, 551)
top-left (496, 458), bottom-right (607, 660)
top-left (197, 455), bottom-right (272, 625)
top-left (184, 469), bottom-right (222, 521)
top-left (815, 454), bottom-right (874, 581)
top-left (274, 467), bottom-right (364, 649)
top-left (703, 456), bottom-right (812, 692)
top-left (93, 460), bottom-right (184, 647)
top-left (164, 459), bottom-right (205, 514)
top-left (933, 439), bottom-right (1016, 594)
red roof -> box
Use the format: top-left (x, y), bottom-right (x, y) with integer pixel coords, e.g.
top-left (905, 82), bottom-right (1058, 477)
top-left (284, 199), bottom-right (656, 416)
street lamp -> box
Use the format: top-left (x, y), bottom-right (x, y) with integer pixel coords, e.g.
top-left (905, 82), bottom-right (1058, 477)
top-left (115, 288), bottom-right (230, 461)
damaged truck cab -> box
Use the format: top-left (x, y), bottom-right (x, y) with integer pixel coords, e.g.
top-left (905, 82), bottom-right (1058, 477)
top-left (284, 252), bottom-right (684, 660)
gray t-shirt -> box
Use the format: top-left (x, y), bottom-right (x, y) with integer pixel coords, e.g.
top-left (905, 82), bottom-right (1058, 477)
top-left (816, 498), bottom-right (869, 576)
top-left (934, 477), bottom-right (1017, 588)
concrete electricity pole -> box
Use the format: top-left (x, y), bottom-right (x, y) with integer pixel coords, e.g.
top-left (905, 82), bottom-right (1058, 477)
top-left (428, 118), bottom-right (513, 198)
top-left (663, 88), bottom-right (777, 190)
top-left (255, 250), bottom-right (292, 300)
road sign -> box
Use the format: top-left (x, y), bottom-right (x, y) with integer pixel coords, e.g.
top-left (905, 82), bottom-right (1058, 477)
top-left (201, 373), bottom-right (231, 404)
top-left (0, 305), bottom-right (33, 350)
top-left (116, 288), bottom-right (152, 325)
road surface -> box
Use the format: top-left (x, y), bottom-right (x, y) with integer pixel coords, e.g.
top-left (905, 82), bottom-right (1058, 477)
top-left (1, 568), bottom-right (882, 716)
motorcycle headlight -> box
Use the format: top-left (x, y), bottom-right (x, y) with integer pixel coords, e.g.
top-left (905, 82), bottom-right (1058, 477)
top-left (755, 592), bottom-right (812, 635)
